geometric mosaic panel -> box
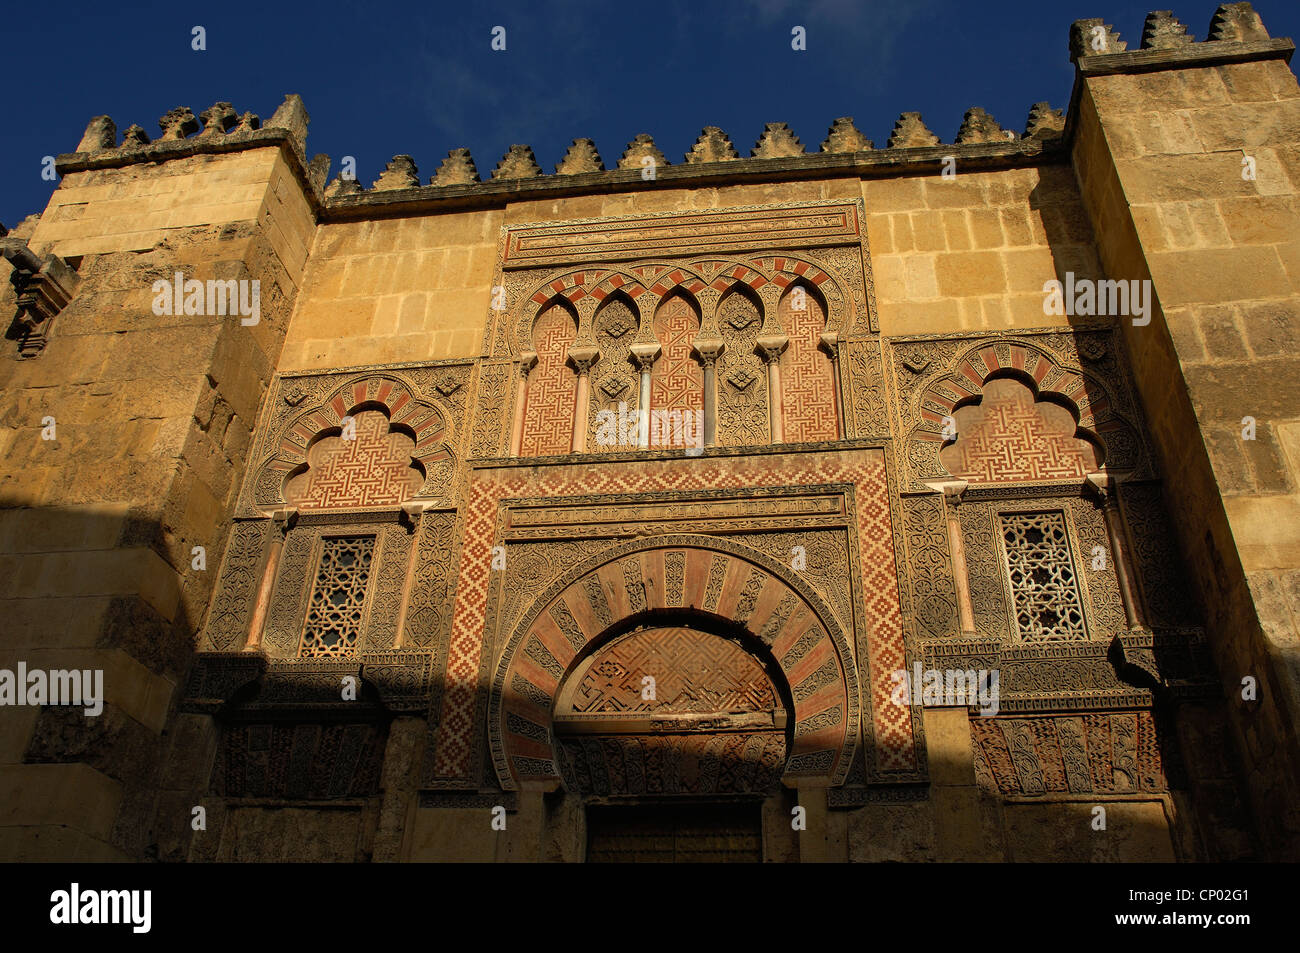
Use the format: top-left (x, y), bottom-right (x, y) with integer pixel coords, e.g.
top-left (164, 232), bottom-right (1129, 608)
top-left (521, 302), bottom-right (579, 456)
top-left (779, 283), bottom-right (838, 442)
top-left (565, 627), bottom-right (780, 717)
top-left (285, 410), bottom-right (424, 509)
top-left (940, 376), bottom-right (1101, 483)
top-left (650, 293), bottom-right (704, 446)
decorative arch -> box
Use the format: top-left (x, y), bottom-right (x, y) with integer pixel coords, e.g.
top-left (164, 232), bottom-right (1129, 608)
top-left (778, 280), bottom-right (839, 442)
top-left (284, 408), bottom-right (425, 510)
top-left (251, 374), bottom-right (453, 510)
top-left (939, 374), bottom-right (1104, 483)
top-left (646, 266), bottom-right (709, 299)
top-left (588, 292), bottom-right (640, 449)
top-left (520, 297), bottom-right (579, 456)
top-left (907, 340), bottom-right (1140, 485)
top-left (767, 254), bottom-right (852, 335)
top-left (489, 534), bottom-right (860, 792)
top-left (716, 284), bottom-right (769, 446)
top-left (650, 290), bottom-right (704, 446)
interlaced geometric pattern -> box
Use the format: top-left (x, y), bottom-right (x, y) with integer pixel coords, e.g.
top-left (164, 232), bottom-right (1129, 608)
top-left (299, 536), bottom-right (376, 657)
top-left (940, 377), bottom-right (1100, 483)
top-left (567, 627), bottom-right (780, 716)
top-left (588, 297), bottom-right (639, 450)
top-left (1000, 511), bottom-right (1087, 641)
top-left (716, 294), bottom-right (768, 447)
top-left (650, 295), bottom-right (703, 447)
top-left (432, 451), bottom-right (914, 779)
top-left (779, 285), bottom-right (838, 442)
top-left (285, 410), bottom-right (423, 509)
top-left (521, 303), bottom-right (578, 456)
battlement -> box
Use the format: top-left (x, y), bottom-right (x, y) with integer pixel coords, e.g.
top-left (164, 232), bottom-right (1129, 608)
top-left (54, 3), bottom-right (1290, 218)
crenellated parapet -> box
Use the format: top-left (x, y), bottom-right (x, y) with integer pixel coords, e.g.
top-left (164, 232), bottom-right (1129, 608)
top-left (53, 4), bottom-right (1287, 216)
top-left (56, 94), bottom-right (329, 213)
top-left (1071, 2), bottom-right (1290, 73)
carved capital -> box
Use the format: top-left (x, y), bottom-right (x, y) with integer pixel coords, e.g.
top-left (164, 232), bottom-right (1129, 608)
top-left (630, 341), bottom-right (661, 370)
top-left (518, 351), bottom-right (539, 377)
top-left (567, 344), bottom-right (600, 375)
top-left (400, 500), bottom-right (434, 530)
top-left (1084, 469), bottom-right (1130, 507)
top-left (925, 479), bottom-right (969, 507)
top-left (269, 507), bottom-right (298, 536)
top-left (694, 334), bottom-right (725, 363)
top-left (757, 334), bottom-right (788, 363)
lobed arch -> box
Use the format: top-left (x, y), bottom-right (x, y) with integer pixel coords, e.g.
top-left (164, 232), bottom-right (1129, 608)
top-left (252, 373), bottom-right (454, 510)
top-left (907, 340), bottom-right (1141, 484)
top-left (519, 297), bottom-right (580, 456)
top-left (489, 534), bottom-right (861, 792)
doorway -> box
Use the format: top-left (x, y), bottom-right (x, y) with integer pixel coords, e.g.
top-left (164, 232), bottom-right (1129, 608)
top-left (586, 802), bottom-right (763, 862)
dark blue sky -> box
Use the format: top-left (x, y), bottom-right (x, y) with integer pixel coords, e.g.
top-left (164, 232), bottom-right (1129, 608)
top-left (3, 1), bottom-right (1297, 226)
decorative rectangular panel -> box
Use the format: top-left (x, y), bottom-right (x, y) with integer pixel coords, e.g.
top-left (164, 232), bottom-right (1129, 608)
top-left (503, 202), bottom-right (863, 268)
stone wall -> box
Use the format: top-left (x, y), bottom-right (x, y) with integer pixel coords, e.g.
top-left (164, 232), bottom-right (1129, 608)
top-left (0, 4), bottom-right (1294, 863)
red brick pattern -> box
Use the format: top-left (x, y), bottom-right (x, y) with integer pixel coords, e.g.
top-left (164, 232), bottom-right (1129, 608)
top-left (779, 285), bottom-right (838, 442)
top-left (431, 450), bottom-right (914, 779)
top-left (520, 303), bottom-right (578, 456)
top-left (566, 626), bottom-right (778, 715)
top-left (939, 377), bottom-right (1100, 483)
top-left (650, 295), bottom-right (704, 444)
top-left (284, 410), bottom-right (425, 509)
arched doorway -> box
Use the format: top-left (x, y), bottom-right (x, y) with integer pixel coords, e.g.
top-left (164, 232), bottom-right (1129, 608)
top-left (488, 535), bottom-right (860, 860)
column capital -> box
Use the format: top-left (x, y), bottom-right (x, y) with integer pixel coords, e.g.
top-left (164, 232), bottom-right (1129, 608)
top-left (694, 334), bottom-right (725, 363)
top-left (630, 341), bottom-right (661, 369)
top-left (400, 500), bottom-right (434, 529)
top-left (757, 334), bottom-right (788, 363)
top-left (269, 507), bottom-right (298, 533)
top-left (567, 345), bottom-right (599, 375)
top-left (1084, 469), bottom-right (1131, 505)
top-left (518, 350), bottom-right (538, 376)
top-left (925, 480), bottom-right (969, 505)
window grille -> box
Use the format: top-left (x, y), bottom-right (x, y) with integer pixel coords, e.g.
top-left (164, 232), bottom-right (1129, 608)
top-left (999, 511), bottom-right (1087, 641)
top-left (300, 535), bottom-right (375, 657)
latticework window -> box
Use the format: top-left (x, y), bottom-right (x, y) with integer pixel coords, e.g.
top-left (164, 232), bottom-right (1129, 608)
top-left (300, 535), bottom-right (375, 657)
top-left (999, 511), bottom-right (1087, 641)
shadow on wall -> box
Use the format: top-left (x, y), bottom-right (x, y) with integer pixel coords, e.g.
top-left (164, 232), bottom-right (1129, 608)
top-left (0, 496), bottom-right (1235, 863)
top-left (0, 498), bottom-right (196, 862)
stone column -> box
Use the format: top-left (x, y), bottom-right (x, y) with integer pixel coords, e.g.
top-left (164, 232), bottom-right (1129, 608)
top-left (392, 502), bottom-right (429, 649)
top-left (821, 330), bottom-right (844, 439)
top-left (758, 334), bottom-right (788, 444)
top-left (792, 780), bottom-right (833, 863)
top-left (928, 481), bottom-right (977, 637)
top-left (1086, 471), bottom-right (1147, 631)
top-left (695, 336), bottom-right (724, 448)
top-left (244, 506), bottom-right (296, 652)
top-left (568, 345), bottom-right (599, 453)
top-left (923, 706), bottom-right (990, 861)
top-left (630, 343), bottom-right (660, 450)
top-left (499, 780), bottom-right (559, 862)
top-left (508, 351), bottom-right (537, 458)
